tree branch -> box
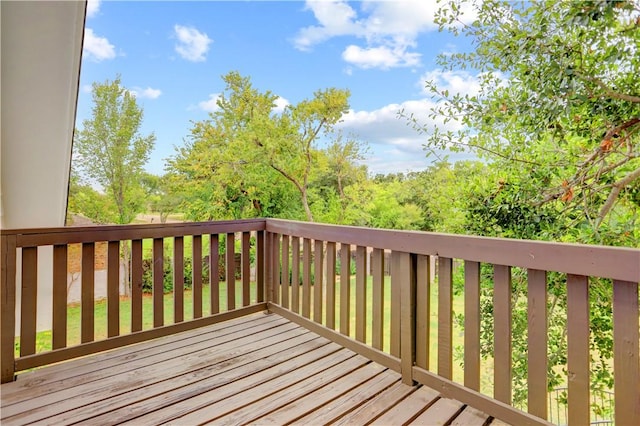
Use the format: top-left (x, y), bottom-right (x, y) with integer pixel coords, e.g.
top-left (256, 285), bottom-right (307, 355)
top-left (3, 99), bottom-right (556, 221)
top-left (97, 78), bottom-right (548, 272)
top-left (577, 73), bottom-right (640, 103)
top-left (596, 166), bottom-right (640, 228)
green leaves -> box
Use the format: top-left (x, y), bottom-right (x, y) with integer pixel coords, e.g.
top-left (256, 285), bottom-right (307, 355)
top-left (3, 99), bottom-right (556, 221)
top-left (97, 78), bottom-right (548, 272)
top-left (167, 72), bottom-right (362, 223)
top-left (71, 76), bottom-right (155, 224)
top-left (419, 0), bottom-right (640, 230)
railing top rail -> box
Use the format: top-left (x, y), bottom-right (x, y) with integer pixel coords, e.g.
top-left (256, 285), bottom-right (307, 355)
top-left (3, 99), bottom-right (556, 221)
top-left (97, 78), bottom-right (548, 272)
top-left (1, 218), bottom-right (266, 247)
top-left (266, 219), bottom-right (640, 282)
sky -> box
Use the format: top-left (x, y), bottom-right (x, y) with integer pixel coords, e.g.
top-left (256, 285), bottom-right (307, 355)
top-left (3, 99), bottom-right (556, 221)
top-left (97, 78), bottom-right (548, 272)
top-left (77, 0), bottom-right (479, 177)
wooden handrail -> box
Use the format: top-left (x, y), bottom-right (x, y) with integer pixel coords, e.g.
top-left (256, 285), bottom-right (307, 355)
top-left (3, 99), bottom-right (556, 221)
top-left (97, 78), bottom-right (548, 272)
top-left (266, 218), bottom-right (640, 282)
top-left (2, 218), bottom-right (639, 425)
top-left (264, 219), bottom-right (640, 426)
top-left (1, 219), bottom-right (267, 384)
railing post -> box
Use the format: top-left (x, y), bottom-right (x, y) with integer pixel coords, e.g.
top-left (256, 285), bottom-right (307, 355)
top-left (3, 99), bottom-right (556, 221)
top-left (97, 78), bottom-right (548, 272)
top-left (256, 230), bottom-right (264, 304)
top-left (1, 235), bottom-right (17, 383)
top-left (398, 251), bottom-right (417, 385)
top-left (612, 280), bottom-right (640, 425)
top-left (264, 232), bottom-right (272, 305)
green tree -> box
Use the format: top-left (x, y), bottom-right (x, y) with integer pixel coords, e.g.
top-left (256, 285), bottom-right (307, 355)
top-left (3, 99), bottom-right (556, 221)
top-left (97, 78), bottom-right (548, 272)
top-left (67, 173), bottom-right (115, 225)
top-left (408, 0), bottom-right (640, 232)
top-left (140, 173), bottom-right (182, 223)
top-left (72, 76), bottom-right (155, 296)
top-left (73, 76), bottom-right (156, 224)
top-left (310, 137), bottom-right (371, 225)
top-left (168, 71), bottom-right (360, 222)
top-left (405, 0), bottom-right (639, 413)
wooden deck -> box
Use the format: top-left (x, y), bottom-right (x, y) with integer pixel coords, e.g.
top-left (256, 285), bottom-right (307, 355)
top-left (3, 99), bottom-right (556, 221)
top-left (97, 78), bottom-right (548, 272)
top-left (1, 312), bottom-right (501, 425)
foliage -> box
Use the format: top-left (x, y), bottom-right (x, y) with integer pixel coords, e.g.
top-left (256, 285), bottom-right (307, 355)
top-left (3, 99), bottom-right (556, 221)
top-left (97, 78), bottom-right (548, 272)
top-left (67, 174), bottom-right (117, 224)
top-left (365, 180), bottom-right (424, 230)
top-left (72, 75), bottom-right (156, 224)
top-left (402, 0), bottom-right (640, 411)
top-left (167, 71), bottom-right (365, 223)
top-left (407, 0), bottom-right (640, 232)
top-left (140, 173), bottom-right (182, 223)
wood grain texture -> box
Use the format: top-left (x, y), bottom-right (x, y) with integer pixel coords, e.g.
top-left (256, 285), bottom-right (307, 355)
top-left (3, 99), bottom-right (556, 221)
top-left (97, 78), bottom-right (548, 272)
top-left (131, 239), bottom-right (143, 332)
top-left (272, 234), bottom-right (280, 306)
top-left (438, 257), bottom-right (453, 379)
top-left (192, 235), bottom-right (203, 317)
top-left (266, 219), bottom-right (639, 282)
top-left (371, 248), bottom-right (384, 351)
top-left (1, 235), bottom-right (17, 383)
top-left (613, 280), bottom-right (640, 425)
top-left (415, 254), bottom-right (430, 370)
top-left (256, 231), bottom-right (264, 303)
top-left (52, 244), bottom-right (68, 348)
top-left (527, 269), bottom-right (547, 419)
top-left (174, 236), bottom-right (184, 323)
top-left (302, 238), bottom-right (311, 318)
top-left (10, 219), bottom-right (265, 248)
top-left (226, 233), bottom-right (236, 311)
top-left (493, 264), bottom-right (511, 404)
top-left (241, 232), bottom-right (250, 307)
top-left (567, 274), bottom-right (589, 426)
top-left (399, 252), bottom-right (416, 385)
top-left (152, 238), bottom-right (164, 328)
top-left (464, 260), bottom-right (480, 391)
top-left (209, 234), bottom-right (220, 314)
top-left (355, 245), bottom-right (367, 343)
top-left (313, 240), bottom-right (324, 324)
top-left (340, 243), bottom-right (351, 336)
top-left (325, 241), bottom-right (336, 329)
top-left (280, 235), bottom-right (290, 309)
top-left (14, 304), bottom-right (267, 372)
top-left (291, 237), bottom-right (300, 313)
top-left (390, 251), bottom-right (401, 358)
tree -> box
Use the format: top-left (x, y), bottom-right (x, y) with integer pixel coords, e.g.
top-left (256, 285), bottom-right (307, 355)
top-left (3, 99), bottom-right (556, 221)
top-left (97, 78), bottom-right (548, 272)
top-left (73, 76), bottom-right (155, 224)
top-left (168, 71), bottom-right (360, 222)
top-left (407, 0), bottom-right (640, 232)
top-left (140, 173), bottom-right (182, 223)
top-left (72, 76), bottom-right (155, 296)
top-left (404, 0), bottom-right (640, 412)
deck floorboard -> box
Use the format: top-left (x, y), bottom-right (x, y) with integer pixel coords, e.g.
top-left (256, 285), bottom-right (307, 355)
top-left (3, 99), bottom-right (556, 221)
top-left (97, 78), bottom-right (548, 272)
top-left (1, 312), bottom-right (500, 426)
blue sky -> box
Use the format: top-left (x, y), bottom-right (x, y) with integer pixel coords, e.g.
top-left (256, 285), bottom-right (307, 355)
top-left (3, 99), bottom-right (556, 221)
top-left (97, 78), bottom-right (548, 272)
top-left (77, 0), bottom-right (479, 177)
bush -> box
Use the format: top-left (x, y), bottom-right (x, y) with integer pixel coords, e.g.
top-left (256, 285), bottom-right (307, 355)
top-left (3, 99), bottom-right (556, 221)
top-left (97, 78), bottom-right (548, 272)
top-left (141, 256), bottom-right (211, 293)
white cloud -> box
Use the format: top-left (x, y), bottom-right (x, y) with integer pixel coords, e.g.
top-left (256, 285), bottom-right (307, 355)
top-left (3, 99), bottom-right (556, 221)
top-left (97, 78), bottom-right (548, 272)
top-left (130, 87), bottom-right (162, 100)
top-left (86, 0), bottom-right (101, 18)
top-left (83, 28), bottom-right (116, 62)
top-left (338, 100), bottom-right (433, 152)
top-left (293, 1), bottom-right (363, 51)
top-left (294, 0), bottom-right (446, 69)
top-left (342, 44), bottom-right (420, 69)
top-left (273, 97), bottom-right (290, 113)
top-left (419, 69), bottom-right (482, 97)
top-left (81, 85), bottom-right (93, 94)
top-left (199, 93), bottom-right (221, 112)
top-left (174, 25), bottom-right (212, 62)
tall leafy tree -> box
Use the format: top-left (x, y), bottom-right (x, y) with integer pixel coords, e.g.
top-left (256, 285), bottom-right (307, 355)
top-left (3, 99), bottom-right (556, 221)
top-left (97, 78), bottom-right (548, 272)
top-left (73, 76), bottom-right (156, 224)
top-left (408, 0), bottom-right (640, 233)
top-left (168, 71), bottom-right (358, 222)
top-left (404, 0), bottom-right (639, 413)
top-left (72, 76), bottom-right (155, 296)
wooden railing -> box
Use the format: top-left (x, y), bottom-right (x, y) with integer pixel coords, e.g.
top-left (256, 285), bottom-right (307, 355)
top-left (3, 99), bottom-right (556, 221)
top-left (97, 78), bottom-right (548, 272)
top-left (1, 219), bottom-right (267, 383)
top-left (264, 219), bottom-right (640, 426)
top-left (1, 218), bottom-right (639, 425)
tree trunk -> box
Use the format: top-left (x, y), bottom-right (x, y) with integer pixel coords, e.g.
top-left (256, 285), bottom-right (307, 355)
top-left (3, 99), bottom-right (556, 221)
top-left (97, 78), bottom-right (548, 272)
top-left (301, 189), bottom-right (314, 222)
top-left (121, 242), bottom-right (131, 297)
